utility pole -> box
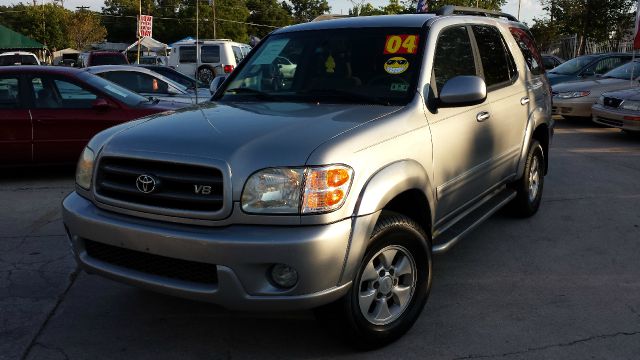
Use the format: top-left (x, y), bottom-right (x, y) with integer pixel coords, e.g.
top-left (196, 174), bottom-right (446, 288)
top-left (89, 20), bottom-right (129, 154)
top-left (517, 0), bottom-right (521, 20)
top-left (76, 6), bottom-right (89, 11)
top-left (212, 0), bottom-right (216, 39)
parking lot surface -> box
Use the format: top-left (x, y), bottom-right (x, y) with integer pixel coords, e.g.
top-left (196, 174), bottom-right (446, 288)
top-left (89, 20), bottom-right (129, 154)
top-left (1, 119), bottom-right (639, 360)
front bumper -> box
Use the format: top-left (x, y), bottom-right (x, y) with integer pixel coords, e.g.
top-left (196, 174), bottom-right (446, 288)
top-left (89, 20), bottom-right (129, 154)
top-left (592, 105), bottom-right (640, 132)
top-left (62, 192), bottom-right (359, 311)
top-left (552, 97), bottom-right (595, 117)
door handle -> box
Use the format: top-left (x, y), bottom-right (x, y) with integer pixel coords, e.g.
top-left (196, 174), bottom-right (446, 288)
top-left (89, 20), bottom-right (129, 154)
top-left (520, 97), bottom-right (530, 105)
top-left (476, 111), bottom-right (490, 122)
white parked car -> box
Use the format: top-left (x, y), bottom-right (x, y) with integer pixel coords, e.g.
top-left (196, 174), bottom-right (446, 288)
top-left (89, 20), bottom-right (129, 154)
top-left (0, 51), bottom-right (40, 66)
top-left (167, 39), bottom-right (251, 83)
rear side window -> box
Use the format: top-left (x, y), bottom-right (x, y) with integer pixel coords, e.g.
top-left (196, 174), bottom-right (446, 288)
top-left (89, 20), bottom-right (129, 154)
top-left (232, 46), bottom-right (244, 63)
top-left (179, 46), bottom-right (197, 63)
top-left (509, 27), bottom-right (544, 75)
top-left (472, 25), bottom-right (517, 87)
top-left (0, 77), bottom-right (20, 108)
top-left (586, 56), bottom-right (630, 75)
top-left (201, 45), bottom-right (220, 63)
top-left (433, 26), bottom-right (477, 93)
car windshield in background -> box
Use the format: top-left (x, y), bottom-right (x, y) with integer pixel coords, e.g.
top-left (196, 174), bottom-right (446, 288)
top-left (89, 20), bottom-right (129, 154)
top-left (602, 61), bottom-right (640, 80)
top-left (550, 55), bottom-right (597, 75)
top-left (91, 55), bottom-right (127, 66)
top-left (78, 72), bottom-right (150, 107)
top-left (0, 55), bottom-right (37, 65)
top-left (219, 28), bottom-right (424, 105)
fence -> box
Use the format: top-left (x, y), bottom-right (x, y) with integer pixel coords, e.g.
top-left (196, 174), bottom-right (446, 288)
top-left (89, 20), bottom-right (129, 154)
top-left (543, 35), bottom-right (636, 60)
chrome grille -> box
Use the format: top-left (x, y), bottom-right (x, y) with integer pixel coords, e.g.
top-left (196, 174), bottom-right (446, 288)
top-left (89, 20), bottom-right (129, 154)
top-left (95, 157), bottom-right (224, 213)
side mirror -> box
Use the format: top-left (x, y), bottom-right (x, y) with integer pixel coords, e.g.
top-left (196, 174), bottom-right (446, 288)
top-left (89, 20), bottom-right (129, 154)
top-left (439, 76), bottom-right (487, 107)
top-left (92, 98), bottom-right (112, 111)
top-left (210, 75), bottom-right (227, 95)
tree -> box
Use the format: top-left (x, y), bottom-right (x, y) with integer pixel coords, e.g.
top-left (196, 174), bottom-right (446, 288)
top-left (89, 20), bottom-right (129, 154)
top-left (246, 0), bottom-right (292, 38)
top-left (288, 0), bottom-right (330, 22)
top-left (0, 3), bottom-right (71, 49)
top-left (538, 0), bottom-right (635, 55)
top-left (67, 10), bottom-right (107, 50)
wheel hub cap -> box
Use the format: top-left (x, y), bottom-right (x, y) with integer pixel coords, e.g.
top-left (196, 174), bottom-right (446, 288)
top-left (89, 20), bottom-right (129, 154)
top-left (358, 245), bottom-right (417, 325)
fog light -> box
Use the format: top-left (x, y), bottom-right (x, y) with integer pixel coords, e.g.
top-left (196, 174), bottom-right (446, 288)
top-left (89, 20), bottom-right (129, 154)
top-left (270, 264), bottom-right (298, 288)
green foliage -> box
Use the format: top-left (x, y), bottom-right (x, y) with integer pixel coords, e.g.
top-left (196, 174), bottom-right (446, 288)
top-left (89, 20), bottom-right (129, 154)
top-left (247, 0), bottom-right (292, 37)
top-left (0, 3), bottom-right (71, 49)
top-left (289, 0), bottom-right (331, 22)
top-left (68, 10), bottom-right (108, 50)
top-left (536, 0), bottom-right (635, 55)
top-left (400, 0), bottom-right (506, 12)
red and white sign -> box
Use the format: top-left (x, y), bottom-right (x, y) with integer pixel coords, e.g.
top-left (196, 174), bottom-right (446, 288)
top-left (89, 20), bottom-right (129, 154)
top-left (138, 15), bottom-right (153, 38)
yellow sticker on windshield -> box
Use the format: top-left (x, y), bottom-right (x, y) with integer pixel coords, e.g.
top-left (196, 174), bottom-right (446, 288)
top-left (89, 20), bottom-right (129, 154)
top-left (325, 55), bottom-right (335, 73)
top-left (384, 57), bottom-right (409, 75)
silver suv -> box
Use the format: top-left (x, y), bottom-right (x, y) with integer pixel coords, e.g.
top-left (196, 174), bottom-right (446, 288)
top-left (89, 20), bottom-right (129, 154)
top-left (63, 7), bottom-right (552, 348)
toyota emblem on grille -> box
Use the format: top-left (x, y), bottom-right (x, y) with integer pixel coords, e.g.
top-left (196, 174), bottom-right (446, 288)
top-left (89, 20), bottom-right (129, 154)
top-left (136, 175), bottom-right (157, 194)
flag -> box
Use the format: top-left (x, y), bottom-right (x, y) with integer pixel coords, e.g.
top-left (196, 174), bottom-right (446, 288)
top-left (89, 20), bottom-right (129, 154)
top-left (635, 0), bottom-right (640, 49)
top-left (416, 0), bottom-right (428, 13)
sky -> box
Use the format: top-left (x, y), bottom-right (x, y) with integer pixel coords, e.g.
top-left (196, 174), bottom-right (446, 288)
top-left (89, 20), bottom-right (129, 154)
top-left (0, 0), bottom-right (545, 25)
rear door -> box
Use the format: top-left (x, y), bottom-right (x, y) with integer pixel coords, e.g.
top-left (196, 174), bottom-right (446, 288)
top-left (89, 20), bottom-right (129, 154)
top-left (28, 74), bottom-right (126, 163)
top-left (0, 74), bottom-right (31, 164)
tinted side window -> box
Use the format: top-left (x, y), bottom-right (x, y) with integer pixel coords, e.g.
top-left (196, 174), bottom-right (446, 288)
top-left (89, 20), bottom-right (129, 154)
top-left (433, 26), bottom-right (477, 93)
top-left (179, 46), bottom-right (197, 63)
top-left (31, 77), bottom-right (97, 109)
top-left (591, 57), bottom-right (626, 74)
top-left (472, 25), bottom-right (516, 87)
top-left (0, 77), bottom-right (20, 109)
top-left (201, 45), bottom-right (220, 63)
top-left (509, 27), bottom-right (543, 75)
top-left (101, 71), bottom-right (168, 94)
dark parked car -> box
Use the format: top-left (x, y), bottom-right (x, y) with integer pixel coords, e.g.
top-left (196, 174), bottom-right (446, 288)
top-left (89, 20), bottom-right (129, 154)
top-left (541, 54), bottom-right (564, 69)
top-left (86, 51), bottom-right (129, 67)
top-left (547, 53), bottom-right (632, 86)
top-left (0, 66), bottom-right (181, 165)
top-left (136, 65), bottom-right (209, 91)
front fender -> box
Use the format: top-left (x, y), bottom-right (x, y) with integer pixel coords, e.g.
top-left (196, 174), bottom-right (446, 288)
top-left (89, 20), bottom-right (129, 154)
top-left (338, 160), bottom-right (434, 285)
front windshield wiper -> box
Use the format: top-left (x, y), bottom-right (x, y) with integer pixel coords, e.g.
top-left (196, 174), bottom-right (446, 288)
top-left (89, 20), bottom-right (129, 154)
top-left (225, 87), bottom-right (276, 100)
top-left (303, 89), bottom-right (390, 106)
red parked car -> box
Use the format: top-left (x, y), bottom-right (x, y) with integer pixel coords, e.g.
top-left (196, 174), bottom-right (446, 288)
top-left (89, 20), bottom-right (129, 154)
top-left (0, 66), bottom-right (183, 165)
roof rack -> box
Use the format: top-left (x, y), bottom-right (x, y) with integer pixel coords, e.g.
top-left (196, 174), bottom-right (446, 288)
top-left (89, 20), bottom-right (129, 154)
top-left (430, 5), bottom-right (519, 22)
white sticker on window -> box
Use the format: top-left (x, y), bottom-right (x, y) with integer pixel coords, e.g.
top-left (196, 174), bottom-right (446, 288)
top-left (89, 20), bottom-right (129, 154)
top-left (252, 39), bottom-right (289, 65)
top-left (105, 85), bottom-right (129, 98)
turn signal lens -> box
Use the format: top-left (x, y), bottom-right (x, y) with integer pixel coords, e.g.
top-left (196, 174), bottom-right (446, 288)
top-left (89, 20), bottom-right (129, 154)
top-left (302, 165), bottom-right (353, 214)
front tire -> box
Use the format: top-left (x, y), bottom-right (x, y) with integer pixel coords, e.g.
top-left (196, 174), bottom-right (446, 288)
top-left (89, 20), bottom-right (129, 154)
top-left (508, 140), bottom-right (545, 217)
top-left (318, 212), bottom-right (432, 349)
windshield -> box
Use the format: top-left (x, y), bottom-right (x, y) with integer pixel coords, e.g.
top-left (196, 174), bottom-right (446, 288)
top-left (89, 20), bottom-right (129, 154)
top-left (603, 61), bottom-right (640, 79)
top-left (217, 28), bottom-right (424, 105)
top-left (550, 55), bottom-right (596, 75)
top-left (78, 71), bottom-right (151, 107)
top-left (91, 54), bottom-right (128, 66)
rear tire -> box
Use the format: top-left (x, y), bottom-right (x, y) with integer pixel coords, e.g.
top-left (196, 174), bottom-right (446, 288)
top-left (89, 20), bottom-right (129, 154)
top-left (508, 140), bottom-right (545, 217)
top-left (316, 212), bottom-right (432, 349)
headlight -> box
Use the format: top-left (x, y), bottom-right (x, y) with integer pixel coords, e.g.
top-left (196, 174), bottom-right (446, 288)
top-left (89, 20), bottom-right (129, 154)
top-left (75, 147), bottom-right (95, 190)
top-left (597, 95), bottom-right (604, 105)
top-left (556, 91), bottom-right (590, 99)
top-left (621, 100), bottom-right (640, 111)
top-left (241, 165), bottom-right (353, 214)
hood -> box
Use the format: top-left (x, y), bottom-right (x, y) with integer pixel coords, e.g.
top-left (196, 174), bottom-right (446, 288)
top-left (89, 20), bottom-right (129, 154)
top-left (602, 86), bottom-right (640, 101)
top-left (101, 101), bottom-right (401, 197)
top-left (546, 72), bottom-right (576, 86)
top-left (552, 77), bottom-right (631, 94)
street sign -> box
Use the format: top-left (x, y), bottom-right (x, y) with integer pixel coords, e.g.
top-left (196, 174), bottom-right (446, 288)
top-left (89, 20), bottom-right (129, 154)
top-left (138, 15), bottom-right (153, 38)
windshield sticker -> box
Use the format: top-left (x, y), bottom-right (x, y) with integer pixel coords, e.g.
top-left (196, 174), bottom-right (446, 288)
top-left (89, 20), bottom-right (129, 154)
top-left (104, 85), bottom-right (128, 98)
top-left (384, 35), bottom-right (419, 55)
top-left (325, 55), bottom-right (335, 73)
top-left (253, 39), bottom-right (289, 65)
top-left (384, 57), bottom-right (409, 75)
top-left (390, 83), bottom-right (409, 92)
